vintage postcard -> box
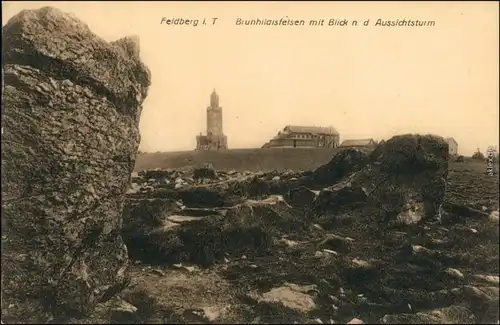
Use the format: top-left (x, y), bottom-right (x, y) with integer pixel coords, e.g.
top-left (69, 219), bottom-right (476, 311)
top-left (1, 1), bottom-right (499, 324)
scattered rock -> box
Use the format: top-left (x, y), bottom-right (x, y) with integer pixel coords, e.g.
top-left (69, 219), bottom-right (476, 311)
top-left (346, 318), bottom-right (365, 324)
top-left (316, 233), bottom-right (354, 253)
top-left (192, 305), bottom-right (229, 322)
top-left (278, 238), bottom-right (300, 248)
top-left (322, 249), bottom-right (339, 256)
top-left (411, 245), bottom-right (428, 254)
top-left (150, 269), bottom-right (166, 277)
top-left (314, 181), bottom-right (369, 213)
top-left (171, 263), bottom-right (197, 273)
top-left (380, 305), bottom-right (476, 324)
top-left (462, 285), bottom-right (499, 302)
top-left (286, 186), bottom-right (319, 207)
top-left (109, 299), bottom-right (139, 324)
top-left (351, 258), bottom-right (371, 268)
top-left (251, 283), bottom-right (318, 313)
top-left (166, 215), bottom-right (204, 223)
top-left (472, 274), bottom-right (499, 285)
top-left (193, 165), bottom-right (218, 180)
top-left (314, 251), bottom-right (326, 258)
top-left (312, 224), bottom-right (324, 231)
top-left (444, 268), bottom-right (464, 279)
top-left (489, 210), bottom-right (499, 223)
top-left (395, 201), bottom-right (424, 225)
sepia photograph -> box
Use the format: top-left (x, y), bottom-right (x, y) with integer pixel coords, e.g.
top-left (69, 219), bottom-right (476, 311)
top-left (1, 1), bottom-right (499, 324)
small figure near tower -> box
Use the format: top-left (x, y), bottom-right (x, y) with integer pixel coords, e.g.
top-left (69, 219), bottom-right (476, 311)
top-left (196, 89), bottom-right (228, 150)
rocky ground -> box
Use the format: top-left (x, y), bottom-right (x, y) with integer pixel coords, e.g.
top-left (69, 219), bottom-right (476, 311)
top-left (3, 6), bottom-right (496, 325)
top-left (77, 149), bottom-right (498, 325)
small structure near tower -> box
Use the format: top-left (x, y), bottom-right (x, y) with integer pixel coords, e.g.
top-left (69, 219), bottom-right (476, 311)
top-left (196, 89), bottom-right (228, 150)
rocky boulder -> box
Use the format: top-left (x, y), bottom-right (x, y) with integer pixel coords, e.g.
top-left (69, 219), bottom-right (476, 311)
top-left (364, 134), bottom-right (449, 223)
top-left (193, 163), bottom-right (218, 180)
top-left (313, 135), bottom-right (448, 224)
top-left (286, 186), bottom-right (320, 207)
top-left (305, 148), bottom-right (369, 188)
top-left (122, 195), bottom-right (299, 267)
top-left (1, 7), bottom-right (151, 322)
top-left (314, 175), bottom-right (369, 213)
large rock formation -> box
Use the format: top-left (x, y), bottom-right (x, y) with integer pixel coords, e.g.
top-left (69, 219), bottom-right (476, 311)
top-left (1, 7), bottom-right (151, 322)
top-left (364, 134), bottom-right (449, 223)
top-left (314, 134), bottom-right (449, 224)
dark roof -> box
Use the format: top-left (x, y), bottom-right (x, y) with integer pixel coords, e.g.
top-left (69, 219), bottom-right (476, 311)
top-left (284, 125), bottom-right (339, 135)
top-left (340, 139), bottom-right (376, 147)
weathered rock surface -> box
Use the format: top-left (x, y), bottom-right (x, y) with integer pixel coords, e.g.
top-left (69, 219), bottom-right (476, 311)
top-left (306, 148), bottom-right (369, 188)
top-left (1, 6), bottom-right (150, 322)
top-left (193, 164), bottom-right (218, 180)
top-left (248, 283), bottom-right (318, 313)
top-left (128, 168), bottom-right (301, 208)
top-left (365, 134), bottom-right (449, 222)
top-left (286, 186), bottom-right (320, 207)
top-left (313, 135), bottom-right (448, 224)
top-left (122, 195), bottom-right (298, 266)
top-left (314, 178), bottom-right (369, 213)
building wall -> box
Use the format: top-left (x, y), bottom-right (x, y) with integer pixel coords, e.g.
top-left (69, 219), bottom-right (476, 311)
top-left (196, 134), bottom-right (228, 150)
top-left (267, 133), bottom-right (339, 148)
top-left (448, 141), bottom-right (458, 155)
top-left (324, 135), bottom-right (340, 148)
top-left (207, 107), bottom-right (223, 136)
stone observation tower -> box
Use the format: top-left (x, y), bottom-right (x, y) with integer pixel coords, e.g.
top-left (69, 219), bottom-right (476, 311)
top-left (195, 89), bottom-right (228, 150)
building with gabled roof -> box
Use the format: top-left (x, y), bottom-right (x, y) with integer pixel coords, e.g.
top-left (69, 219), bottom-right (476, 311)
top-left (262, 125), bottom-right (340, 148)
top-left (339, 138), bottom-right (377, 149)
top-left (283, 125), bottom-right (339, 136)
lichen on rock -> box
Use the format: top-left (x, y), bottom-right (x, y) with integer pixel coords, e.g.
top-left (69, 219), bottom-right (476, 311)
top-left (1, 6), bottom-right (151, 322)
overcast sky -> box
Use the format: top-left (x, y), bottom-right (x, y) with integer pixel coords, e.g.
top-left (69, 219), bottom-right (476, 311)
top-left (3, 1), bottom-right (499, 156)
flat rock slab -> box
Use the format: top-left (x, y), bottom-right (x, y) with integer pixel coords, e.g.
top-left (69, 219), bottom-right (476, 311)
top-left (166, 215), bottom-right (205, 223)
top-left (471, 274), bottom-right (500, 285)
top-left (249, 283), bottom-right (318, 313)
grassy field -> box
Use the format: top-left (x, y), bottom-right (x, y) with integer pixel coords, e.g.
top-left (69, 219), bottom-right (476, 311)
top-left (134, 148), bottom-right (343, 172)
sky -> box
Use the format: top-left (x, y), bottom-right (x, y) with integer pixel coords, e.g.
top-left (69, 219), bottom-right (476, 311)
top-left (2, 1), bottom-right (499, 156)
